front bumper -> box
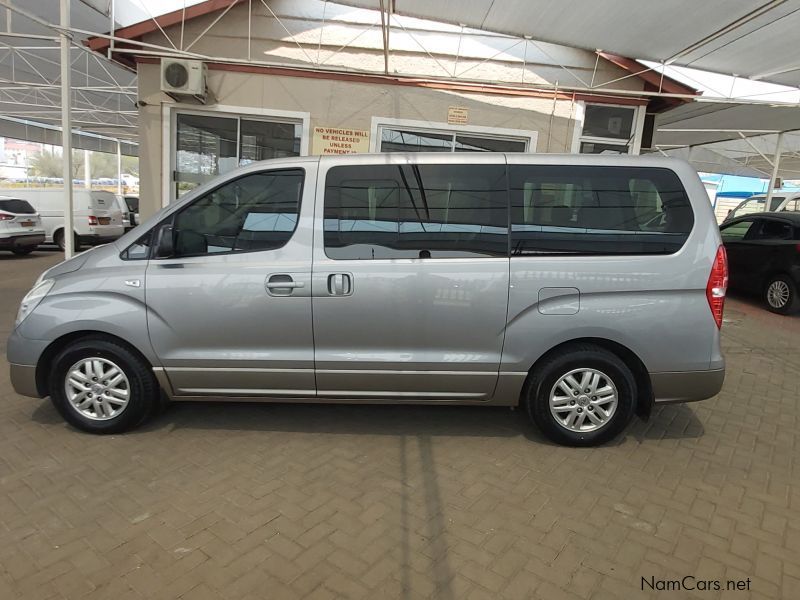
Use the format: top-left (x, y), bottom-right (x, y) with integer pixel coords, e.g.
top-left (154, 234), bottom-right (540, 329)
top-left (9, 363), bottom-right (41, 398)
top-left (651, 368), bottom-right (725, 404)
top-left (0, 233), bottom-right (45, 249)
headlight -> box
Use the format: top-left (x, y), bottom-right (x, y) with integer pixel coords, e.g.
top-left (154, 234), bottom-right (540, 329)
top-left (16, 278), bottom-right (54, 327)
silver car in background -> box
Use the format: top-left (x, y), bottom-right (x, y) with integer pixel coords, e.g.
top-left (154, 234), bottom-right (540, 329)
top-left (7, 154), bottom-right (726, 446)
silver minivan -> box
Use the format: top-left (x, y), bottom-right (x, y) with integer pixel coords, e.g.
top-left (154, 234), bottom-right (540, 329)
top-left (7, 154), bottom-right (726, 446)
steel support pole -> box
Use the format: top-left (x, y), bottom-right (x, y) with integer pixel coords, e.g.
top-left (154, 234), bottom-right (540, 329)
top-left (116, 139), bottom-right (122, 194)
top-left (83, 149), bottom-right (91, 189)
top-left (60, 0), bottom-right (74, 258)
top-left (765, 132), bottom-right (784, 212)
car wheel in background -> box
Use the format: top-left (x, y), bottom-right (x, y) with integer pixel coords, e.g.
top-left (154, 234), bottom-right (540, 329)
top-left (764, 275), bottom-right (799, 315)
top-left (11, 247), bottom-right (34, 256)
top-left (54, 229), bottom-right (81, 252)
top-left (49, 336), bottom-right (158, 434)
top-left (525, 343), bottom-right (636, 447)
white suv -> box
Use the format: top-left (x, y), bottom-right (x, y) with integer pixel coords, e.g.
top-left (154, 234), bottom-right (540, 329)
top-left (0, 196), bottom-right (45, 255)
top-left (724, 192), bottom-right (800, 222)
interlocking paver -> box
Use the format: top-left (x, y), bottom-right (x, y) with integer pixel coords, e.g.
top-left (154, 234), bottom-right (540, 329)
top-left (1, 251), bottom-right (798, 599)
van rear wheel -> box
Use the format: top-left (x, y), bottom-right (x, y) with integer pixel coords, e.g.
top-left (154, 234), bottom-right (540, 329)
top-left (49, 337), bottom-right (157, 434)
top-left (53, 229), bottom-right (80, 252)
top-left (11, 247), bottom-right (34, 256)
top-left (525, 344), bottom-right (636, 446)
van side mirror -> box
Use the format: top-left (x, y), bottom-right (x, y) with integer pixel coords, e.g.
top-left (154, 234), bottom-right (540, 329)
top-left (155, 224), bottom-right (175, 258)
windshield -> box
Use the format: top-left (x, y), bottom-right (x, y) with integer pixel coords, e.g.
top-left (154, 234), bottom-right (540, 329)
top-left (729, 196), bottom-right (784, 219)
top-left (0, 198), bottom-right (36, 214)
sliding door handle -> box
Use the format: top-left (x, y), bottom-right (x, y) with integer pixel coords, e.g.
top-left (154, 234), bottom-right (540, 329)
top-left (327, 273), bottom-right (353, 296)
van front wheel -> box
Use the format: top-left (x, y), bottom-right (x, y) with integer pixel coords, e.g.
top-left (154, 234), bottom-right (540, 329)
top-left (49, 337), bottom-right (157, 434)
top-left (525, 344), bottom-right (636, 446)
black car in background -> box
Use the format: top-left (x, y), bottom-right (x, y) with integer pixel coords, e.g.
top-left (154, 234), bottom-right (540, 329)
top-left (720, 212), bottom-right (800, 314)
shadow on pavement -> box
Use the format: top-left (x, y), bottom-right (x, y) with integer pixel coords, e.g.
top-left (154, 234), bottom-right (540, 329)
top-left (30, 396), bottom-right (704, 443)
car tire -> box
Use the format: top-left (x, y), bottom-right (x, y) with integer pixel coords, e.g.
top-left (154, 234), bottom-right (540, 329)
top-left (764, 275), bottom-right (799, 315)
top-left (11, 247), bottom-right (34, 256)
top-left (54, 229), bottom-right (81, 252)
top-left (524, 343), bottom-right (636, 447)
top-left (49, 337), bottom-right (157, 434)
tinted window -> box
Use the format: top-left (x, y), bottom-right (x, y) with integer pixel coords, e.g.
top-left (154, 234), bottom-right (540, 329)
top-left (753, 219), bottom-right (794, 241)
top-left (0, 198), bottom-right (35, 214)
top-left (324, 164), bottom-right (507, 259)
top-left (172, 169), bottom-right (303, 257)
top-left (582, 105), bottom-right (634, 140)
top-left (510, 166), bottom-right (694, 255)
top-left (124, 196), bottom-right (139, 212)
top-left (720, 220), bottom-right (755, 242)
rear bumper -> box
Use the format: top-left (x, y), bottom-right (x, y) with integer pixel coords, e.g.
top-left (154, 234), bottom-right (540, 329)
top-left (651, 368), bottom-right (725, 404)
top-left (9, 363), bottom-right (41, 398)
top-left (0, 233), bottom-right (45, 249)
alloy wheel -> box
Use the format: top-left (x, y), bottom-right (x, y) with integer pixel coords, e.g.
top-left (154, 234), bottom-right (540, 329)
top-left (549, 368), bottom-right (618, 433)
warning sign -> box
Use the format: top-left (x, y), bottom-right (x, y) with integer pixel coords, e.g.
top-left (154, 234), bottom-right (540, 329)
top-left (313, 127), bottom-right (370, 155)
top-left (447, 106), bottom-right (469, 125)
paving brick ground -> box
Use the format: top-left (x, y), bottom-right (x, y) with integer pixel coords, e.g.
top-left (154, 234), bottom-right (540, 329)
top-left (0, 250), bottom-right (798, 599)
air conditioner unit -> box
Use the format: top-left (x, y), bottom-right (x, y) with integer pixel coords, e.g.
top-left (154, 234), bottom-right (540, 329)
top-left (161, 59), bottom-right (207, 102)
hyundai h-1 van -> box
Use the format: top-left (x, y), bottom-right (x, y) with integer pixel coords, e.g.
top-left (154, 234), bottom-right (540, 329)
top-left (7, 154), bottom-right (726, 446)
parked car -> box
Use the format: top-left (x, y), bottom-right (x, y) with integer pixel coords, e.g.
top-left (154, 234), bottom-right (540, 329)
top-left (114, 194), bottom-right (133, 232)
top-left (121, 195), bottom-right (139, 227)
top-left (0, 188), bottom-right (125, 250)
top-left (720, 212), bottom-right (800, 314)
top-left (0, 196), bottom-right (45, 255)
top-left (723, 191), bottom-right (800, 222)
top-left (7, 154), bottom-right (726, 446)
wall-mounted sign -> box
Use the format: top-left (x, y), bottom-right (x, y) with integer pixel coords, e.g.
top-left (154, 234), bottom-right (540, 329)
top-left (447, 106), bottom-right (469, 125)
top-left (313, 127), bottom-right (370, 155)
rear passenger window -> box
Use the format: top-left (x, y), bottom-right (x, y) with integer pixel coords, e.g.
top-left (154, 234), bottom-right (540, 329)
top-left (720, 220), bottom-right (754, 242)
top-left (753, 219), bottom-right (793, 240)
top-left (509, 166), bottom-right (694, 255)
top-left (324, 164), bottom-right (508, 259)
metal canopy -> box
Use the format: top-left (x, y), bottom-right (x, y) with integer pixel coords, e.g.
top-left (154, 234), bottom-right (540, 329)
top-left (650, 102), bottom-right (800, 179)
top-left (338, 0), bottom-right (800, 87)
top-left (0, 0), bottom-right (137, 142)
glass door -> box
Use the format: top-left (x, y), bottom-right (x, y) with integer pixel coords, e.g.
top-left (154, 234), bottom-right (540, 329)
top-left (173, 111), bottom-right (303, 200)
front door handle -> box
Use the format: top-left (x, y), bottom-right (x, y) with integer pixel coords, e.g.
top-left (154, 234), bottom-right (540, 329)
top-left (266, 274), bottom-right (305, 296)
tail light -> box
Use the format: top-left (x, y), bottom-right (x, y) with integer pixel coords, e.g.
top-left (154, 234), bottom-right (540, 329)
top-left (706, 245), bottom-right (728, 329)
top-left (88, 215), bottom-right (98, 225)
top-left (0, 213), bottom-right (13, 221)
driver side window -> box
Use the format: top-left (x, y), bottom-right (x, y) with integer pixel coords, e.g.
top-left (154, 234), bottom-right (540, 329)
top-left (173, 168), bottom-right (304, 257)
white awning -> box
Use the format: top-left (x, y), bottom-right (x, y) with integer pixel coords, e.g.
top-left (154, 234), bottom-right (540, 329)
top-left (338, 0), bottom-right (800, 87)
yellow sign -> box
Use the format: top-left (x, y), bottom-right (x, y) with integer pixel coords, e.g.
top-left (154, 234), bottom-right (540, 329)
top-left (447, 106), bottom-right (469, 125)
top-left (313, 127), bottom-right (370, 155)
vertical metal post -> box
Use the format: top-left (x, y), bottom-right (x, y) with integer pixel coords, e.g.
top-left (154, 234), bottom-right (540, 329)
top-left (116, 140), bottom-right (122, 194)
top-left (60, 0), bottom-right (74, 258)
top-left (765, 132), bottom-right (783, 212)
top-left (83, 149), bottom-right (91, 189)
